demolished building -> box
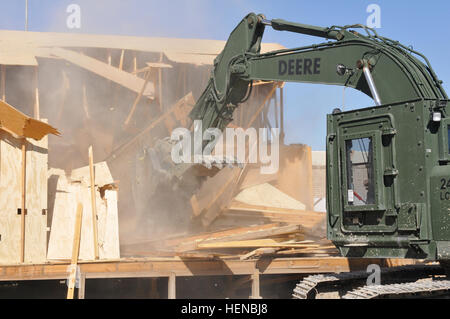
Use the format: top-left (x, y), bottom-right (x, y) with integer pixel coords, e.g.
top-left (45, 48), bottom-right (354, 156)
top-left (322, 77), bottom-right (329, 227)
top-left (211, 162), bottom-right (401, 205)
top-left (0, 30), bottom-right (416, 298)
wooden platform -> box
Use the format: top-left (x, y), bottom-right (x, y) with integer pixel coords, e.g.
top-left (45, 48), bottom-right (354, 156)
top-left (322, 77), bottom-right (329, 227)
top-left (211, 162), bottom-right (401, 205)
top-left (0, 256), bottom-right (415, 299)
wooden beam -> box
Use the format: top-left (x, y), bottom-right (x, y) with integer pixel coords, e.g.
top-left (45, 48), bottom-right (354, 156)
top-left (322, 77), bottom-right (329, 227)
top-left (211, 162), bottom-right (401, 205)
top-left (20, 140), bottom-right (26, 263)
top-left (174, 225), bottom-right (302, 252)
top-left (0, 257), bottom-right (415, 281)
top-left (107, 92), bottom-right (195, 161)
top-left (158, 53), bottom-right (164, 112)
top-left (82, 84), bottom-right (90, 120)
top-left (123, 70), bottom-right (151, 128)
top-left (1, 65), bottom-right (5, 101)
top-left (49, 47), bottom-right (154, 98)
top-left (197, 239), bottom-right (315, 249)
top-left (132, 62), bottom-right (172, 75)
top-left (119, 49), bottom-right (125, 70)
top-left (78, 273), bottom-right (86, 299)
top-left (33, 66), bottom-right (40, 120)
top-left (88, 146), bottom-right (99, 260)
top-left (67, 203), bottom-right (83, 299)
top-left (168, 273), bottom-right (176, 299)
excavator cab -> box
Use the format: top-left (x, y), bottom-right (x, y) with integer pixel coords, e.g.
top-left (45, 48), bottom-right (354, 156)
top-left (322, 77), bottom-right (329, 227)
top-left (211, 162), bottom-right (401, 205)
top-left (326, 99), bottom-right (450, 262)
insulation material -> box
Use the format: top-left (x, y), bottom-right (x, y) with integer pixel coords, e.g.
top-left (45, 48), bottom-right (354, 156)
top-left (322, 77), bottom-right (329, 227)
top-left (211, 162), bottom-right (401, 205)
top-left (234, 182), bottom-right (306, 210)
top-left (46, 162), bottom-right (120, 261)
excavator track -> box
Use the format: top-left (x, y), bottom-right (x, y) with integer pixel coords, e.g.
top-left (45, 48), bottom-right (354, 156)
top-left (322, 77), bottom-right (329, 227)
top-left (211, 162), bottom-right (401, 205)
top-left (342, 279), bottom-right (450, 299)
top-left (292, 264), bottom-right (446, 299)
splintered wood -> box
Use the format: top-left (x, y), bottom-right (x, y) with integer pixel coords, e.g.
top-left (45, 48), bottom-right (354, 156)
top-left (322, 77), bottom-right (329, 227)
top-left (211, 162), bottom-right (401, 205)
top-left (46, 161), bottom-right (120, 261)
top-left (120, 143), bottom-right (336, 260)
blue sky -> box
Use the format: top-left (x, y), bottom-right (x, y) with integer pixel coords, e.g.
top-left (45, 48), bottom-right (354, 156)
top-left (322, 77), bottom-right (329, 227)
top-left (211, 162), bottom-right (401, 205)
top-left (1, 0), bottom-right (449, 149)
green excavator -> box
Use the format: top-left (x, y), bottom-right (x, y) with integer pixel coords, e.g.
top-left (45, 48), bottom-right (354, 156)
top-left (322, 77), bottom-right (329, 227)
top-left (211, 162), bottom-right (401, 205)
top-left (160, 13), bottom-right (450, 298)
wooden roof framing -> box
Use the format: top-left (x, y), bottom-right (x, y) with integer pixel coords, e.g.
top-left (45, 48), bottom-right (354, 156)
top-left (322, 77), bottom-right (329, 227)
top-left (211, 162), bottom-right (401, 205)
top-left (0, 30), bottom-right (285, 66)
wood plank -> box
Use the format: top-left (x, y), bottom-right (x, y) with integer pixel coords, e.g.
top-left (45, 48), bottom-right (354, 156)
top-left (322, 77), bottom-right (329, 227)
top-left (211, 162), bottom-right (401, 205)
top-left (174, 224), bottom-right (302, 252)
top-left (88, 146), bottom-right (99, 260)
top-left (168, 273), bottom-right (176, 299)
top-left (165, 223), bottom-right (280, 247)
top-left (49, 47), bottom-right (154, 98)
top-left (33, 66), bottom-right (40, 120)
top-left (197, 239), bottom-right (319, 249)
top-left (20, 140), bottom-right (26, 263)
top-left (1, 65), bottom-right (5, 101)
top-left (123, 70), bottom-right (151, 127)
top-left (67, 203), bottom-right (83, 299)
top-left (0, 257), bottom-right (417, 280)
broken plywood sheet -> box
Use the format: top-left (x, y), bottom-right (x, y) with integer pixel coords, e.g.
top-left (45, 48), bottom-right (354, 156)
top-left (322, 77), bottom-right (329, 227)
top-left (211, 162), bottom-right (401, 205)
top-left (46, 162), bottom-right (119, 261)
top-left (0, 130), bottom-right (48, 264)
top-left (0, 100), bottom-right (60, 140)
top-left (234, 183), bottom-right (306, 210)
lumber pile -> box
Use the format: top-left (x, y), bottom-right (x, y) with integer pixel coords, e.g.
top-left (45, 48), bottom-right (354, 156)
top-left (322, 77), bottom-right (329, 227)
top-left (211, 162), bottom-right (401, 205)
top-left (121, 144), bottom-right (337, 260)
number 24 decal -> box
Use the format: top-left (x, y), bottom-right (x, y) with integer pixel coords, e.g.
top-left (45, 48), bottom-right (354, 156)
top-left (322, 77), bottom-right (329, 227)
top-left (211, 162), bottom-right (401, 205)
top-left (440, 178), bottom-right (450, 190)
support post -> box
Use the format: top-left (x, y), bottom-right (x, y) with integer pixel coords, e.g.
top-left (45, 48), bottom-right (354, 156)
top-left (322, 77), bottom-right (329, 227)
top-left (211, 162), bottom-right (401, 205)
top-left (158, 52), bottom-right (164, 112)
top-left (20, 140), bottom-right (27, 263)
top-left (250, 269), bottom-right (262, 299)
top-left (168, 273), bottom-right (176, 299)
top-left (123, 70), bottom-right (151, 128)
top-left (279, 87), bottom-right (285, 145)
top-left (34, 66), bottom-right (40, 120)
top-left (78, 273), bottom-right (86, 299)
top-left (1, 65), bottom-right (5, 101)
top-left (88, 146), bottom-right (99, 260)
top-left (67, 203), bottom-right (83, 299)
top-left (119, 49), bottom-right (125, 71)
top-left (82, 84), bottom-right (90, 120)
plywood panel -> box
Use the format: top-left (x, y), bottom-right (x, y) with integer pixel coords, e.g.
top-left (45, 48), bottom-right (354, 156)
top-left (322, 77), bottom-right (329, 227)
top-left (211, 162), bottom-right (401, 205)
top-left (98, 190), bottom-right (120, 259)
top-left (0, 129), bottom-right (48, 264)
top-left (0, 132), bottom-right (21, 212)
top-left (0, 215), bottom-right (20, 263)
top-left (47, 163), bottom-right (119, 261)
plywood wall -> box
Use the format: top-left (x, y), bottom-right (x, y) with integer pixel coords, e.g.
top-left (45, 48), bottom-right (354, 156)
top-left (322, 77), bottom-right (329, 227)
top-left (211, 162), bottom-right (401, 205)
top-left (0, 131), bottom-right (48, 264)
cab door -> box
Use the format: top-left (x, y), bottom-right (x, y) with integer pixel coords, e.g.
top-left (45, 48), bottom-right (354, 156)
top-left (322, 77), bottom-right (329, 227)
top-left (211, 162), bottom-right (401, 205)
top-left (337, 115), bottom-right (398, 234)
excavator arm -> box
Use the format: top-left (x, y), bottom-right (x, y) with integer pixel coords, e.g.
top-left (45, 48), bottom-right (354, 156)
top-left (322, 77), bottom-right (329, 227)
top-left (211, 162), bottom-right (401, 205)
top-left (190, 13), bottom-right (447, 133)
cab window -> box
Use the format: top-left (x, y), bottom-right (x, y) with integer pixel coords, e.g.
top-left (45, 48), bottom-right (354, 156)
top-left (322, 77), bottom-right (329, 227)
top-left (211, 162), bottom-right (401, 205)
top-left (345, 137), bottom-right (375, 206)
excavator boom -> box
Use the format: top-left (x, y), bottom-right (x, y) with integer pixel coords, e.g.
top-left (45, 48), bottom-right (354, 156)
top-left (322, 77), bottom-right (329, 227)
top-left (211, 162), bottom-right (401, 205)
top-left (190, 13), bottom-right (446, 132)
